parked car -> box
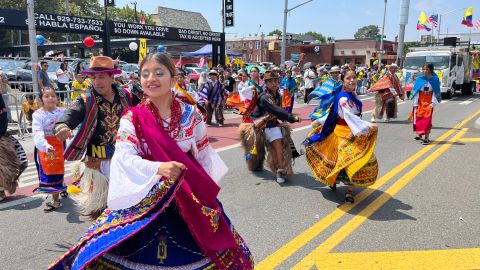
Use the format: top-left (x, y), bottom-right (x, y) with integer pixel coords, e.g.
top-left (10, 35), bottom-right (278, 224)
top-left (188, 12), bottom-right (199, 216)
top-left (185, 67), bottom-right (203, 84)
top-left (0, 59), bottom-right (27, 81)
top-left (16, 60), bottom-right (60, 91)
top-left (123, 63), bottom-right (139, 75)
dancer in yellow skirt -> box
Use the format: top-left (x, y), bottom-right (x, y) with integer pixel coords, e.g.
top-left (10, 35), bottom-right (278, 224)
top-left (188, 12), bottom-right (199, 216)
top-left (303, 70), bottom-right (378, 203)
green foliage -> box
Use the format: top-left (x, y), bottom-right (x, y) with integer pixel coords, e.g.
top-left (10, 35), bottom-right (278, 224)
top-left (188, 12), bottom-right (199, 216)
top-left (268, 29), bottom-right (282, 36)
top-left (354, 25), bottom-right (380, 39)
top-left (403, 41), bottom-right (421, 55)
top-left (303, 31), bottom-right (326, 43)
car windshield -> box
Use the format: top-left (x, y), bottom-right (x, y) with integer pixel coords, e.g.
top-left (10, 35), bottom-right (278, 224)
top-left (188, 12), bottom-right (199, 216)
top-left (47, 62), bottom-right (62, 72)
top-left (123, 64), bottom-right (138, 72)
top-left (404, 55), bottom-right (450, 70)
top-left (0, 60), bottom-right (22, 70)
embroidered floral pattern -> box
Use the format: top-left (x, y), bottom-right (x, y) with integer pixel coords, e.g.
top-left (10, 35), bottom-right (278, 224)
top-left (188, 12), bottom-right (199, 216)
top-left (191, 193), bottom-right (220, 232)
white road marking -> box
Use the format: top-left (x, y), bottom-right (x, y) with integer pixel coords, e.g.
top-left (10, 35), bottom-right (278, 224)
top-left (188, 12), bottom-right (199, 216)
top-left (459, 98), bottom-right (475, 105)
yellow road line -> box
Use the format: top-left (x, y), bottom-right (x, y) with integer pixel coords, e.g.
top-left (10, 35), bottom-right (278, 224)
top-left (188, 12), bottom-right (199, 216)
top-left (458, 138), bottom-right (480, 143)
top-left (256, 110), bottom-right (480, 270)
top-left (292, 128), bottom-right (468, 269)
top-left (311, 248), bottom-right (480, 270)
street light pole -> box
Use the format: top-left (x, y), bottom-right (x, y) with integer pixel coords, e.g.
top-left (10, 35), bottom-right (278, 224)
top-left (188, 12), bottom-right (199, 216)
top-left (281, 0), bottom-right (313, 67)
top-left (27, 0), bottom-right (39, 94)
top-left (65, 0), bottom-right (70, 57)
top-left (130, 1), bottom-right (138, 22)
top-left (102, 0), bottom-right (111, 56)
top-left (378, 0), bottom-right (387, 71)
top-left (437, 7), bottom-right (468, 42)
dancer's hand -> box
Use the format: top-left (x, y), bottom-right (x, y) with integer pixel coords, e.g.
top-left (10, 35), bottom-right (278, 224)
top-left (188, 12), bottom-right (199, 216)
top-left (370, 123), bottom-right (378, 131)
top-left (291, 115), bottom-right (301, 123)
top-left (157, 161), bottom-right (186, 180)
top-left (56, 127), bottom-right (73, 142)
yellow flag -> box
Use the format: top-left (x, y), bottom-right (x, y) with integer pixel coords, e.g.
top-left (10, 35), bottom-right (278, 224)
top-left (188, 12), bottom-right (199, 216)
top-left (139, 38), bottom-right (147, 63)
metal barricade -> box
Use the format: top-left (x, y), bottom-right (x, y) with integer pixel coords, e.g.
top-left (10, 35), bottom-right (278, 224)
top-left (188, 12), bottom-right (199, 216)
top-left (7, 80), bottom-right (74, 139)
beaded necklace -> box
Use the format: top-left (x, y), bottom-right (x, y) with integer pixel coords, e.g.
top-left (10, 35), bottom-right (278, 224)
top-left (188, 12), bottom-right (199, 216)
top-left (141, 92), bottom-right (182, 138)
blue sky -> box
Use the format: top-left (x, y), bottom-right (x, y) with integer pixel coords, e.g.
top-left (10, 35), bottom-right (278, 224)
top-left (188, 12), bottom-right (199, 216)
top-left (114, 0), bottom-right (479, 42)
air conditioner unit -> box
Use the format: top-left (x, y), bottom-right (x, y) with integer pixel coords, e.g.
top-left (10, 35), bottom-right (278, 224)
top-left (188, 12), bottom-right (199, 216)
top-left (268, 41), bottom-right (279, 50)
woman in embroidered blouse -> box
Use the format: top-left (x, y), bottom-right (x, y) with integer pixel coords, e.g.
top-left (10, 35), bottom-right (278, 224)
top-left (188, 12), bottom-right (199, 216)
top-left (32, 87), bottom-right (66, 212)
top-left (48, 53), bottom-right (253, 270)
top-left (304, 70), bottom-right (379, 204)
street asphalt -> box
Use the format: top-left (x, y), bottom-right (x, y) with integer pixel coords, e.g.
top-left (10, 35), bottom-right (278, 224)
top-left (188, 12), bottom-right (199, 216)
top-left (0, 93), bottom-right (479, 269)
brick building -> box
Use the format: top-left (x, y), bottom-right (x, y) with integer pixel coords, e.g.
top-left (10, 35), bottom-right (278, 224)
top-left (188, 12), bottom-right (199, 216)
top-left (333, 39), bottom-right (397, 66)
top-left (268, 44), bottom-right (334, 66)
top-left (226, 35), bottom-right (279, 63)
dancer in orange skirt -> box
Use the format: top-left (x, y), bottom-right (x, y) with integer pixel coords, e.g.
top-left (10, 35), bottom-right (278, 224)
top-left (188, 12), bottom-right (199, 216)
top-left (410, 63), bottom-right (441, 145)
top-left (32, 87), bottom-right (66, 212)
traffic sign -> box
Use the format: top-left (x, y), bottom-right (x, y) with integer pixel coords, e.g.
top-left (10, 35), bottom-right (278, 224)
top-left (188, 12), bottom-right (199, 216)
top-left (278, 34), bottom-right (293, 41)
top-left (376, 50), bottom-right (385, 54)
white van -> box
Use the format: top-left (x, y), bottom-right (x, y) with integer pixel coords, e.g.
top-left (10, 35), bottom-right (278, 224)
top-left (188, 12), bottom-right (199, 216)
top-left (403, 47), bottom-right (474, 99)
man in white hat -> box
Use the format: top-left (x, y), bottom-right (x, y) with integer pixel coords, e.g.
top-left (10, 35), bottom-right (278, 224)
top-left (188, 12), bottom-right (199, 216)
top-left (198, 69), bottom-right (228, 126)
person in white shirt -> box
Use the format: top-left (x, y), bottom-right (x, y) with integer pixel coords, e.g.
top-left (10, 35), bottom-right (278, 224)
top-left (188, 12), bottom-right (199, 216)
top-left (303, 66), bottom-right (317, 103)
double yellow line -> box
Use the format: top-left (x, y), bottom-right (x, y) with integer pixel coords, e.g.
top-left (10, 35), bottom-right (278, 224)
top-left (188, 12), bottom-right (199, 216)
top-left (256, 110), bottom-right (480, 270)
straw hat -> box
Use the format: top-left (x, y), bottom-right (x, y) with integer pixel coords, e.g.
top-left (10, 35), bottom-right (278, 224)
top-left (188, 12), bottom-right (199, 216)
top-left (82, 56), bottom-right (121, 75)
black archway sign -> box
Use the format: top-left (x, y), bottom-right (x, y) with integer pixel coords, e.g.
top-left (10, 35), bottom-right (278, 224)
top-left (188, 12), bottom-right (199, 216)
top-left (0, 8), bottom-right (226, 66)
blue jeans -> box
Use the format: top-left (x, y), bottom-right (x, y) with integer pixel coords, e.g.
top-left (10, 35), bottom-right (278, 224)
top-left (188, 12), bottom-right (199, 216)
top-left (2, 94), bottom-right (12, 122)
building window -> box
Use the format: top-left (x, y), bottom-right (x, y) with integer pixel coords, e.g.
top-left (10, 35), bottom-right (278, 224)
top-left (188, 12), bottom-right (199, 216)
top-left (249, 41), bottom-right (253, 49)
top-left (255, 41), bottom-right (260, 50)
top-left (243, 55), bottom-right (247, 61)
top-left (249, 55), bottom-right (252, 62)
top-left (256, 54), bottom-right (260, 62)
top-left (345, 58), bottom-right (352, 64)
top-left (351, 50), bottom-right (356, 54)
top-left (243, 42), bottom-right (247, 49)
top-left (355, 58), bottom-right (362, 65)
top-left (341, 51), bottom-right (345, 55)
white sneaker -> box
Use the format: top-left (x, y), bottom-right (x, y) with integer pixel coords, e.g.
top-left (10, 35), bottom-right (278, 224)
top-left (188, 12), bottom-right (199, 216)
top-left (276, 176), bottom-right (286, 184)
top-left (370, 117), bottom-right (376, 123)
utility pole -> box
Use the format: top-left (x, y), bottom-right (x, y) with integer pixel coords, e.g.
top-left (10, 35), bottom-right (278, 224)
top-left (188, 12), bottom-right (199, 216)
top-left (27, 0), bottom-right (39, 94)
top-left (281, 0), bottom-right (313, 68)
top-left (102, 0), bottom-right (112, 56)
top-left (378, 0), bottom-right (387, 71)
top-left (220, 0), bottom-right (226, 66)
top-left (396, 0), bottom-right (409, 65)
top-left (131, 1), bottom-right (138, 22)
top-left (65, 0), bottom-right (70, 57)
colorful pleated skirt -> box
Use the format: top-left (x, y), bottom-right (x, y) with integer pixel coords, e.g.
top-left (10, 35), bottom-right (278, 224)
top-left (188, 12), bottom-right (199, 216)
top-left (305, 124), bottom-right (378, 187)
top-left (48, 180), bottom-right (254, 270)
top-left (34, 136), bottom-right (66, 193)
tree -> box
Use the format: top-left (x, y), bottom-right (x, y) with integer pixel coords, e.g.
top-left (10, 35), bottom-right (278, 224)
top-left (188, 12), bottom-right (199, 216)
top-left (403, 41), bottom-right (421, 55)
top-left (304, 31), bottom-right (326, 44)
top-left (354, 25), bottom-right (380, 39)
top-left (268, 29), bottom-right (282, 36)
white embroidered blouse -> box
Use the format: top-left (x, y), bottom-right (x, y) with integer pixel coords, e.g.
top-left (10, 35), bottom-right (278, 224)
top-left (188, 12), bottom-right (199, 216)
top-left (32, 107), bottom-right (65, 152)
top-left (337, 97), bottom-right (371, 136)
top-left (108, 100), bottom-right (228, 210)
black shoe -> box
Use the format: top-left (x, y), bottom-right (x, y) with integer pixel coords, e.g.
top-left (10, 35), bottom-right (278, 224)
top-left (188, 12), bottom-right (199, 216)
top-left (345, 191), bottom-right (354, 203)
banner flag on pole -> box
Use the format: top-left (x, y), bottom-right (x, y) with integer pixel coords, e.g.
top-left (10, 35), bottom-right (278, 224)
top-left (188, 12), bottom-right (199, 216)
top-left (417, 11), bottom-right (432, 31)
top-left (461, 7), bottom-right (474, 27)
